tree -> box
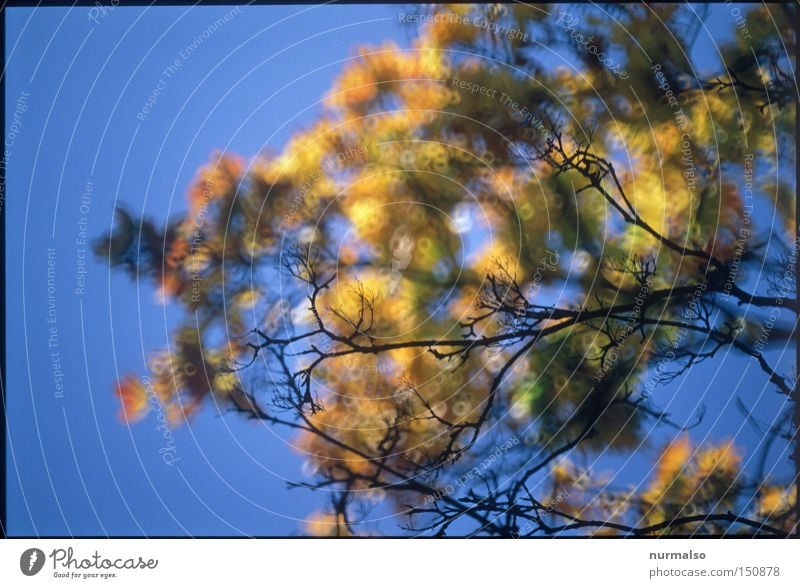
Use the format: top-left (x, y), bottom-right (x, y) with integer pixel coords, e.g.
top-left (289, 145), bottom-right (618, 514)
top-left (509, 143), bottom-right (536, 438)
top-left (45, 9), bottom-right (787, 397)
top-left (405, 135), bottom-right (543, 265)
top-left (97, 3), bottom-right (797, 536)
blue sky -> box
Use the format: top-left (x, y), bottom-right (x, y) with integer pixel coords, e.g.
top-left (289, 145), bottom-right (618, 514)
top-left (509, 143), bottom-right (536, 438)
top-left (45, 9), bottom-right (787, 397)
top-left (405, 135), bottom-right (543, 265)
top-left (5, 3), bottom-right (794, 536)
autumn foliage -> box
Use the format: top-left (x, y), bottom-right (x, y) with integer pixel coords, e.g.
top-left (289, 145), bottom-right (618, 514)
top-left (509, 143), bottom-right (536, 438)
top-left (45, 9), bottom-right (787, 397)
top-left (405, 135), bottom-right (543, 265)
top-left (96, 4), bottom-right (797, 536)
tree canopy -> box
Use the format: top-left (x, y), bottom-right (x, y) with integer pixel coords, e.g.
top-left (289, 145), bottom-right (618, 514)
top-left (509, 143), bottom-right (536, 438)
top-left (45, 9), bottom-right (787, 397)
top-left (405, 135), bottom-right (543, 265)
top-left (97, 3), bottom-right (797, 536)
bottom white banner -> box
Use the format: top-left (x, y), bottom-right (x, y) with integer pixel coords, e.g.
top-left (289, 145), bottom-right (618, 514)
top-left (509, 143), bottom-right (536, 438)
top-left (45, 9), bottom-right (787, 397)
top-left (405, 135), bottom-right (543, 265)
top-left (1, 538), bottom-right (798, 587)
